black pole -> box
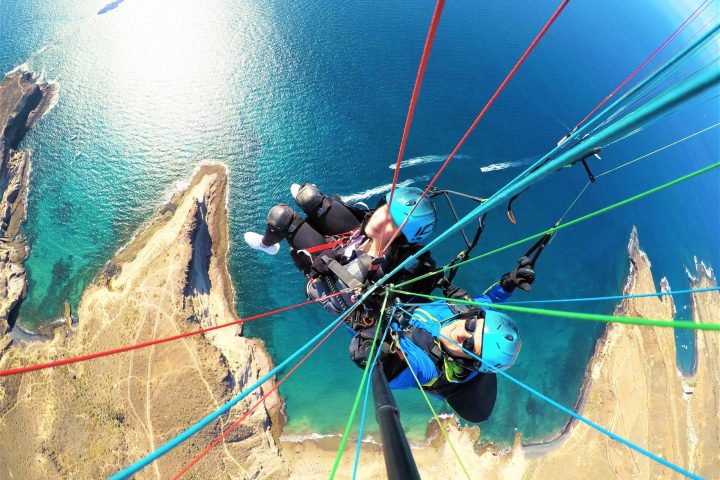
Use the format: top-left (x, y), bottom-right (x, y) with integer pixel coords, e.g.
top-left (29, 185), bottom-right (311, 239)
top-left (372, 365), bottom-right (421, 480)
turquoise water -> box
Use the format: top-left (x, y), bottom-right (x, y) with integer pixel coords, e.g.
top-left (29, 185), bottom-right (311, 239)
top-left (1, 0), bottom-right (718, 442)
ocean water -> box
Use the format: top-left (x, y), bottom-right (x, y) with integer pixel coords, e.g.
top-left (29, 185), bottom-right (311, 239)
top-left (1, 0), bottom-right (718, 443)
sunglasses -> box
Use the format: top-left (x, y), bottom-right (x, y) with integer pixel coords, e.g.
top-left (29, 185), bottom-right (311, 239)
top-left (460, 311), bottom-right (485, 353)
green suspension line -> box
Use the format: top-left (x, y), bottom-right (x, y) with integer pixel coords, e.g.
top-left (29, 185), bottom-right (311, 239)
top-left (388, 290), bottom-right (720, 331)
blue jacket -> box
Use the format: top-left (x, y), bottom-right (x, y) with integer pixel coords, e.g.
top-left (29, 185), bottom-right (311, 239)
top-left (388, 283), bottom-right (512, 390)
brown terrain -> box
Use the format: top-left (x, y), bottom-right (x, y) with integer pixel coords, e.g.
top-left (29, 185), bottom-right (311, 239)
top-left (0, 164), bottom-right (287, 479)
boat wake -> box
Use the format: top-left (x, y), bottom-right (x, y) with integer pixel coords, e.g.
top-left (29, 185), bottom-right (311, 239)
top-left (341, 176), bottom-right (429, 204)
top-left (480, 158), bottom-right (534, 173)
top-left (388, 154), bottom-right (469, 170)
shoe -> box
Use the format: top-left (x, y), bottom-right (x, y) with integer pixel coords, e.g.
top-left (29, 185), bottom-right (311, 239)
top-left (290, 183), bottom-right (302, 200)
top-left (244, 232), bottom-right (280, 255)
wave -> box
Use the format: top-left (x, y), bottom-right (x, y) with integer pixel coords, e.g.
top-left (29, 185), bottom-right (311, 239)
top-left (281, 432), bottom-right (383, 445)
top-left (388, 154), bottom-right (469, 170)
top-left (480, 158), bottom-right (534, 173)
top-left (340, 176), bottom-right (429, 204)
top-left (5, 63), bottom-right (29, 76)
top-left (33, 45), bottom-right (51, 56)
top-left (280, 432), bottom-right (341, 442)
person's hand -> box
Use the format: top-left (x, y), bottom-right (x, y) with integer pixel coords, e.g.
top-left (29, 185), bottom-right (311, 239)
top-left (349, 328), bottom-right (389, 369)
top-left (500, 256), bottom-right (536, 292)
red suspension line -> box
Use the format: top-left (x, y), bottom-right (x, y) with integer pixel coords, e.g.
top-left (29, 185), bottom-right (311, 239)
top-left (388, 0), bottom-right (446, 208)
top-left (172, 315), bottom-right (346, 479)
top-left (0, 291), bottom-right (346, 377)
top-left (572, 0), bottom-right (712, 131)
top-left (382, 0), bottom-right (570, 255)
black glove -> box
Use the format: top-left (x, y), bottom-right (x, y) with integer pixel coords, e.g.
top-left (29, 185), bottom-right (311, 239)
top-left (500, 256), bottom-right (536, 292)
top-left (436, 277), bottom-right (471, 300)
top-left (349, 328), bottom-right (390, 369)
top-left (308, 249), bottom-right (337, 278)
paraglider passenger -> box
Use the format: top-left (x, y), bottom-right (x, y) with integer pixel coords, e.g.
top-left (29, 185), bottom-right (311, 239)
top-left (244, 183), bottom-right (442, 329)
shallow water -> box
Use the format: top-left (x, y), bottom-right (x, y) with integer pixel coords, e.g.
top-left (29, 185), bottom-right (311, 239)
top-left (1, 0), bottom-right (718, 442)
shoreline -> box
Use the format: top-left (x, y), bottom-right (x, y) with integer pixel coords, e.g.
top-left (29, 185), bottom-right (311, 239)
top-left (0, 67), bottom-right (59, 335)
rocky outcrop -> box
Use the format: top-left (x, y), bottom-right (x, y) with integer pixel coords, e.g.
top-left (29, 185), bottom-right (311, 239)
top-left (0, 69), bottom-right (58, 333)
top-left (0, 164), bottom-right (287, 479)
top-left (684, 258), bottom-right (720, 478)
top-left (519, 226), bottom-right (695, 479)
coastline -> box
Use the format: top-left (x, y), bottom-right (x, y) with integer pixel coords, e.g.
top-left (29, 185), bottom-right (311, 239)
top-left (0, 67), bottom-right (58, 336)
top-left (0, 163), bottom-right (288, 478)
top-left (0, 153), bottom-right (716, 478)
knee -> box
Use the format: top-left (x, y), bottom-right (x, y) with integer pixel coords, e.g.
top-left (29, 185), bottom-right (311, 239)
top-left (296, 184), bottom-right (326, 216)
top-left (266, 204), bottom-right (298, 235)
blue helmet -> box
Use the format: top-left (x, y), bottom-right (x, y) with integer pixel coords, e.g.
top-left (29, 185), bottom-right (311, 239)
top-left (385, 187), bottom-right (437, 243)
top-left (477, 310), bottom-right (521, 373)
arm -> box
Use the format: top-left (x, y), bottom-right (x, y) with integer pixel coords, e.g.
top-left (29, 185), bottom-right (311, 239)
top-left (478, 282), bottom-right (513, 304)
top-left (478, 255), bottom-right (537, 304)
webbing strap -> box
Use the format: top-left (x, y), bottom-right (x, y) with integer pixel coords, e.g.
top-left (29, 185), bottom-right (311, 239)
top-left (326, 258), bottom-right (365, 291)
top-left (302, 229), bottom-right (357, 255)
top-left (524, 225), bottom-right (555, 266)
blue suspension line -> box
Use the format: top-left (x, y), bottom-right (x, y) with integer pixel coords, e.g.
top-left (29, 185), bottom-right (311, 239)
top-left (504, 287), bottom-right (720, 305)
top-left (437, 333), bottom-right (702, 480)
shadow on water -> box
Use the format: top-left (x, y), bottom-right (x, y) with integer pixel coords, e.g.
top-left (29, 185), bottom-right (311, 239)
top-left (184, 201), bottom-right (212, 297)
top-left (98, 0), bottom-right (126, 15)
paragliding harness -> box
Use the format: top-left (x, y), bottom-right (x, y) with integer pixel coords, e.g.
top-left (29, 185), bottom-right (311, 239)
top-left (385, 198), bottom-right (555, 391)
top-left (298, 198), bottom-right (440, 330)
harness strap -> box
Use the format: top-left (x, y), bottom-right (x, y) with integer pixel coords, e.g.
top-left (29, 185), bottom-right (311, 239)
top-left (399, 329), bottom-right (443, 366)
top-left (523, 225), bottom-right (556, 267)
top-left (325, 258), bottom-right (365, 291)
top-left (303, 229), bottom-right (357, 255)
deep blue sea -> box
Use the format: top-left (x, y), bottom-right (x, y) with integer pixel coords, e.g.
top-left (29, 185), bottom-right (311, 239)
top-left (1, 0), bottom-right (718, 442)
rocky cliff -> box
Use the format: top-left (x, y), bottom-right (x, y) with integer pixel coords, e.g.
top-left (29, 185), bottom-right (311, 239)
top-left (0, 69), bottom-right (58, 336)
top-left (684, 258), bottom-right (720, 479)
top-left (516, 226), bottom-right (719, 479)
top-left (0, 164), bottom-right (287, 479)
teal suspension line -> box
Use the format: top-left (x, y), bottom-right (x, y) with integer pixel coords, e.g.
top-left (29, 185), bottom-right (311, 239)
top-left (501, 21), bottom-right (719, 195)
top-left (110, 296), bottom-right (371, 479)
top-left (380, 65), bottom-right (720, 286)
